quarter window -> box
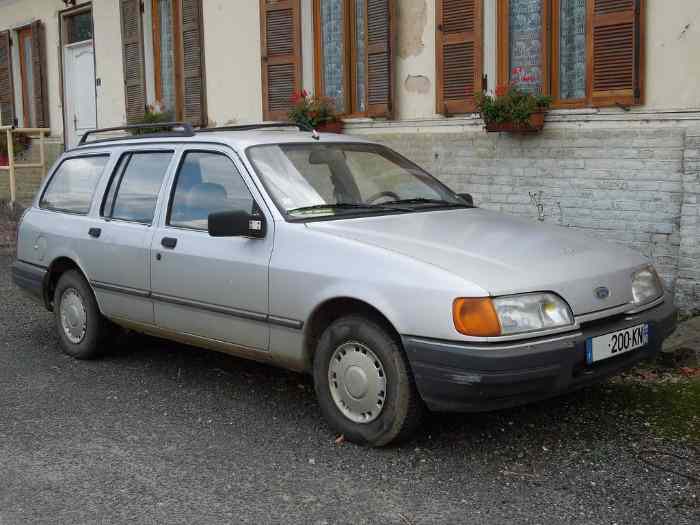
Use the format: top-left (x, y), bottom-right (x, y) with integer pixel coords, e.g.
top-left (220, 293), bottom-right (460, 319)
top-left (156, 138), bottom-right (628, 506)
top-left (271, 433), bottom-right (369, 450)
top-left (40, 155), bottom-right (109, 214)
top-left (168, 152), bottom-right (254, 231)
top-left (102, 151), bottom-right (173, 224)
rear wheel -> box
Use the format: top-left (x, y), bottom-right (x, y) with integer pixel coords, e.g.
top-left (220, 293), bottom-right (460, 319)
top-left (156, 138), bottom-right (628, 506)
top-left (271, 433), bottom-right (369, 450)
top-left (54, 270), bottom-right (109, 360)
top-left (313, 315), bottom-right (424, 447)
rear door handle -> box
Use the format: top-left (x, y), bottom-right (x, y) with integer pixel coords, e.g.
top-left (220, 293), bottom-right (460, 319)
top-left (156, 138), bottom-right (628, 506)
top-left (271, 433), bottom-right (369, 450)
top-left (161, 237), bottom-right (178, 249)
top-left (88, 227), bottom-right (101, 238)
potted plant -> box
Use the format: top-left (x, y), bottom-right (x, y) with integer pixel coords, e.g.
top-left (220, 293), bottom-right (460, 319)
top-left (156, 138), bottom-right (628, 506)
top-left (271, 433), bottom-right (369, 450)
top-left (128, 102), bottom-right (174, 135)
top-left (475, 84), bottom-right (552, 133)
top-left (288, 90), bottom-right (342, 133)
top-left (0, 132), bottom-right (32, 166)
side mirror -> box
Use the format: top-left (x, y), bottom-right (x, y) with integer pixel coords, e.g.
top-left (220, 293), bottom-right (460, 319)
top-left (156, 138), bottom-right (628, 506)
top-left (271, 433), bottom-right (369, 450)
top-left (458, 193), bottom-right (475, 207)
top-left (208, 210), bottom-right (267, 239)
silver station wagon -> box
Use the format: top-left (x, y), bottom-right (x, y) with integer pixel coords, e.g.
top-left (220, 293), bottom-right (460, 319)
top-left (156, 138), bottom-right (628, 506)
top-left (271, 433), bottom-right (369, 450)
top-left (13, 123), bottom-right (677, 446)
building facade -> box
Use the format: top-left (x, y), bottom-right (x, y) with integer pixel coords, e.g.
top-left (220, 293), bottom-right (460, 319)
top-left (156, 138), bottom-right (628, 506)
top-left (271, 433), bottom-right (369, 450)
top-left (0, 0), bottom-right (699, 313)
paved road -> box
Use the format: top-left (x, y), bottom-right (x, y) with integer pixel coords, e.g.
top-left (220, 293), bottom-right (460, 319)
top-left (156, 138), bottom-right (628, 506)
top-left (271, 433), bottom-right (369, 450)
top-left (0, 256), bottom-right (697, 524)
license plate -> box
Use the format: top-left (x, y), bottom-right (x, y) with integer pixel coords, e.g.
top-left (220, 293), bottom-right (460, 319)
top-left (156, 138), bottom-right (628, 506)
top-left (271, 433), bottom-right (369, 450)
top-left (586, 324), bottom-right (649, 364)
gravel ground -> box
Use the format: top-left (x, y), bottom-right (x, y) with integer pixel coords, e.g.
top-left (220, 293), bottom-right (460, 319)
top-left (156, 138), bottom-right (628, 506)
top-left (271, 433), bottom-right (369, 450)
top-left (0, 254), bottom-right (698, 524)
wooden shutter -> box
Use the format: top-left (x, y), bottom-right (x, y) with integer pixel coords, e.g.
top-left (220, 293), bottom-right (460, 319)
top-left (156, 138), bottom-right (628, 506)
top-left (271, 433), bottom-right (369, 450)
top-left (588, 0), bottom-right (644, 107)
top-left (30, 21), bottom-right (49, 128)
top-left (120, 0), bottom-right (146, 123)
top-left (0, 31), bottom-right (15, 127)
top-left (436, 0), bottom-right (483, 115)
top-left (260, 0), bottom-right (302, 121)
top-left (180, 0), bottom-right (207, 126)
top-left (365, 0), bottom-right (395, 118)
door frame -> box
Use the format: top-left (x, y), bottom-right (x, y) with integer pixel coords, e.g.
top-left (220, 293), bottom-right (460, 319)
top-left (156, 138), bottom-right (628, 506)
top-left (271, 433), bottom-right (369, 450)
top-left (58, 2), bottom-right (97, 150)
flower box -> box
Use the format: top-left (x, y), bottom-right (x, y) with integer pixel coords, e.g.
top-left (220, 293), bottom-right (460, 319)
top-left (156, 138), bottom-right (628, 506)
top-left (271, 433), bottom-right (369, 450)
top-left (315, 120), bottom-right (344, 134)
top-left (484, 111), bottom-right (546, 133)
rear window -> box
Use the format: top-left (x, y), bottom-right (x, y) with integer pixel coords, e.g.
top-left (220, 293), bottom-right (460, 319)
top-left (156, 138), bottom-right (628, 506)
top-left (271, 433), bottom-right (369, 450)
top-left (40, 155), bottom-right (109, 214)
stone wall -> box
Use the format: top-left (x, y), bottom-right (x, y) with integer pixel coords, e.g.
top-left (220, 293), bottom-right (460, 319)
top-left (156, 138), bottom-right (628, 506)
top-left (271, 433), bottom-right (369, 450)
top-left (351, 121), bottom-right (698, 313)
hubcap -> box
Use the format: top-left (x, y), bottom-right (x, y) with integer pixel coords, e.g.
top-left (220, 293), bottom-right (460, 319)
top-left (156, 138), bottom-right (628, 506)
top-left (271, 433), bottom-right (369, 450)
top-left (60, 288), bottom-right (87, 344)
top-left (328, 341), bottom-right (387, 424)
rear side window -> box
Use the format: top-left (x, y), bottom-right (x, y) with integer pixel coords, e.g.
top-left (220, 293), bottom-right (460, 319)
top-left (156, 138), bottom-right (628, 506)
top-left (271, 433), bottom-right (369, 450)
top-left (40, 155), bottom-right (109, 214)
top-left (101, 151), bottom-right (173, 224)
top-left (168, 151), bottom-right (254, 230)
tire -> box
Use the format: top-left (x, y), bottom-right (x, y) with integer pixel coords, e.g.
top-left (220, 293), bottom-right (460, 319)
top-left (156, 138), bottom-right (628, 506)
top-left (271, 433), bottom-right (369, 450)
top-left (53, 270), bottom-right (110, 360)
top-left (313, 315), bottom-right (424, 447)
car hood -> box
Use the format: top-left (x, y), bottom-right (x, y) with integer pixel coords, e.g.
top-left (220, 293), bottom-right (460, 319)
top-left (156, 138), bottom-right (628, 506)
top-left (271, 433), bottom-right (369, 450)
top-left (306, 208), bottom-right (649, 315)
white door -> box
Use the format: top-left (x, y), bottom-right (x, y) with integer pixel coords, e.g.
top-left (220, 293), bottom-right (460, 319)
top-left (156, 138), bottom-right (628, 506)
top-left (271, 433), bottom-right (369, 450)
top-left (63, 40), bottom-right (96, 147)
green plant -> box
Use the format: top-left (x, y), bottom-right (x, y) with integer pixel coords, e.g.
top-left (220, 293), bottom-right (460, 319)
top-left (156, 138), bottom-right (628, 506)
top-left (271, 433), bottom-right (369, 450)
top-left (475, 84), bottom-right (552, 127)
top-left (128, 103), bottom-right (174, 135)
top-left (288, 90), bottom-right (338, 129)
top-left (0, 132), bottom-right (31, 156)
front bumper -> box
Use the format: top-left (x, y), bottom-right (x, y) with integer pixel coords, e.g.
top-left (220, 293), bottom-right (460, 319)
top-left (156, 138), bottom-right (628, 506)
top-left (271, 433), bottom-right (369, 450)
top-left (403, 294), bottom-right (677, 412)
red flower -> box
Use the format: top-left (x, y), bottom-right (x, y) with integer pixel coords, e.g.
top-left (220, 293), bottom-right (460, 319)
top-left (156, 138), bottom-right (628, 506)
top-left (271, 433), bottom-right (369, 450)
top-left (301, 89), bottom-right (309, 98)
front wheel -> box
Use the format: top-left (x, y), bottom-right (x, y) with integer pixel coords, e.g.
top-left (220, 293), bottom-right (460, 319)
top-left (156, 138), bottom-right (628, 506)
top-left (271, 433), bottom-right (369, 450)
top-left (313, 315), bottom-right (424, 446)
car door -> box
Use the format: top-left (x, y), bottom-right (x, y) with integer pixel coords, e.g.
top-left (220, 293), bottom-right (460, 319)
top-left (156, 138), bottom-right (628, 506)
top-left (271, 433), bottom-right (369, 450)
top-left (149, 147), bottom-right (273, 351)
top-left (82, 148), bottom-right (175, 324)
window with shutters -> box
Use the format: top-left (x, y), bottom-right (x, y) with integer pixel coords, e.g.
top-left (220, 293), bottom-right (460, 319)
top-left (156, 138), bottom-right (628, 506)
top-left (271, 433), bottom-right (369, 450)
top-left (0, 22), bottom-right (49, 128)
top-left (120, 0), bottom-right (206, 126)
top-left (312, 0), bottom-right (394, 118)
top-left (497, 0), bottom-right (644, 108)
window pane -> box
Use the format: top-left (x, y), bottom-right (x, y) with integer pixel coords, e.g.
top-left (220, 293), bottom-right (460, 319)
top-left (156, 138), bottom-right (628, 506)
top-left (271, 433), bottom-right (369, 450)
top-left (21, 34), bottom-right (36, 127)
top-left (40, 156), bottom-right (109, 214)
top-left (111, 152), bottom-right (172, 224)
top-left (355, 0), bottom-right (366, 113)
top-left (320, 0), bottom-right (345, 112)
top-left (509, 0), bottom-right (544, 94)
top-left (66, 11), bottom-right (94, 44)
top-left (157, 0), bottom-right (176, 113)
top-left (169, 152), bottom-right (254, 230)
top-left (559, 0), bottom-right (586, 100)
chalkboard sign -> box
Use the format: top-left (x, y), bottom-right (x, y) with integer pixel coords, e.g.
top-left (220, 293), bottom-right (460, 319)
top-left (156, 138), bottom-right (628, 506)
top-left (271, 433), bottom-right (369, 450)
top-left (559, 0), bottom-right (586, 99)
top-left (509, 0), bottom-right (543, 94)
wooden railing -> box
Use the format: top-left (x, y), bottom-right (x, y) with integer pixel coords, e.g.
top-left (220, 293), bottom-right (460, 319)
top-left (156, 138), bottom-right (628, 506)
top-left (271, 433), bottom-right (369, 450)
top-left (0, 126), bottom-right (51, 206)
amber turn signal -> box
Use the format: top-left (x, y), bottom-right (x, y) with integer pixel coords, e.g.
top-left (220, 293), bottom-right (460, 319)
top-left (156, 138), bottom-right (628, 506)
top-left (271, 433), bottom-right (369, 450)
top-left (452, 298), bottom-right (502, 337)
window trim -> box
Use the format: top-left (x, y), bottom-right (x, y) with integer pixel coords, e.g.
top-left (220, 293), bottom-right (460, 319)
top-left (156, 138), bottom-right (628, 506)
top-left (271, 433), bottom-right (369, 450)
top-left (17, 26), bottom-right (34, 127)
top-left (498, 0), bottom-right (590, 109)
top-left (165, 148), bottom-right (259, 232)
top-left (313, 0), bottom-right (365, 118)
top-left (151, 0), bottom-right (183, 118)
top-left (39, 153), bottom-right (111, 216)
top-left (100, 149), bottom-right (175, 226)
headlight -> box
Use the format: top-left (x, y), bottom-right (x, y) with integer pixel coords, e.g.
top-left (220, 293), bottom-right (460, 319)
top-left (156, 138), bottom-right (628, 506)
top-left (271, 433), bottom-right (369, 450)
top-left (632, 265), bottom-right (663, 305)
top-left (453, 293), bottom-right (574, 337)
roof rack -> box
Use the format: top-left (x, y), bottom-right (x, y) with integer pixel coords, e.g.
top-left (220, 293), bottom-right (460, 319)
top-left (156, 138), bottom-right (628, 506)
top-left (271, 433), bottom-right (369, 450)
top-left (197, 122), bottom-right (314, 133)
top-left (78, 122), bottom-right (195, 146)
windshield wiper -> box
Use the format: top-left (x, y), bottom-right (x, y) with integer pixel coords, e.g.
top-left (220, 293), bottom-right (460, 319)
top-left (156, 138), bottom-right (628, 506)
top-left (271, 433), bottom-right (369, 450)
top-left (287, 203), bottom-right (407, 215)
top-left (381, 198), bottom-right (469, 208)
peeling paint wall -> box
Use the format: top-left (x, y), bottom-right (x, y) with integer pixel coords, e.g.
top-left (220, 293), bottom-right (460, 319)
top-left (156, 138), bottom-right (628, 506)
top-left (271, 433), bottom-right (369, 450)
top-left (394, 0), bottom-right (435, 119)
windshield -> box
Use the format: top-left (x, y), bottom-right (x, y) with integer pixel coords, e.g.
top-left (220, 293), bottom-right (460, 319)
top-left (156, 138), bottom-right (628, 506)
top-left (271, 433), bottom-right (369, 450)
top-left (247, 143), bottom-right (467, 219)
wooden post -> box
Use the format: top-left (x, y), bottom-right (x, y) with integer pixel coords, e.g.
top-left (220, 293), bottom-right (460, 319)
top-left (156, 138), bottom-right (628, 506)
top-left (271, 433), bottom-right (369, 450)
top-left (6, 128), bottom-right (15, 206)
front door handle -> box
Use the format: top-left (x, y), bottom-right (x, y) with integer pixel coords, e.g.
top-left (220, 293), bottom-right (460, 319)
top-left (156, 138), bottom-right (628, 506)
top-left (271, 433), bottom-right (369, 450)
top-left (161, 237), bottom-right (178, 249)
top-left (88, 227), bottom-right (101, 238)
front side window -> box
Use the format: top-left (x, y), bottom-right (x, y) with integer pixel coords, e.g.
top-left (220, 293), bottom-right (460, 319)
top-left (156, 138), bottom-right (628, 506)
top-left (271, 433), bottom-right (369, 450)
top-left (102, 151), bottom-right (173, 224)
top-left (247, 143), bottom-right (466, 220)
top-left (40, 155), bottom-right (109, 214)
top-left (168, 152), bottom-right (254, 230)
